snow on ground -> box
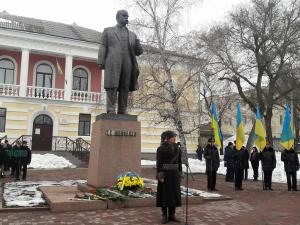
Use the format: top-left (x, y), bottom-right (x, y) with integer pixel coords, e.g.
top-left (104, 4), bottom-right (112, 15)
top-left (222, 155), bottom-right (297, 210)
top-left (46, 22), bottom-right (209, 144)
top-left (141, 152), bottom-right (299, 183)
top-left (29, 154), bottom-right (76, 169)
top-left (3, 180), bottom-right (86, 207)
top-left (143, 178), bottom-right (221, 198)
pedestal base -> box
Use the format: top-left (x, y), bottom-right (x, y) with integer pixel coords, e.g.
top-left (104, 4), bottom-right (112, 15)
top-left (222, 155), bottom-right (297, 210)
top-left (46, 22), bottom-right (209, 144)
top-left (87, 113), bottom-right (141, 187)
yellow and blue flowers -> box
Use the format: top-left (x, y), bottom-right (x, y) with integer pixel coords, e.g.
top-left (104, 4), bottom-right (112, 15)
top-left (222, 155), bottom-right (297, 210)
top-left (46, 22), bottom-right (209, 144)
top-left (116, 172), bottom-right (144, 191)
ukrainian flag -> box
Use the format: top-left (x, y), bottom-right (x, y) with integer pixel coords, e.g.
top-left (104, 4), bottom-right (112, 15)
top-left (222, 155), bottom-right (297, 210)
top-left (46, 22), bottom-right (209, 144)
top-left (211, 102), bottom-right (222, 148)
top-left (280, 105), bottom-right (294, 150)
top-left (254, 107), bottom-right (266, 151)
top-left (56, 58), bottom-right (63, 75)
top-left (236, 103), bottom-right (245, 151)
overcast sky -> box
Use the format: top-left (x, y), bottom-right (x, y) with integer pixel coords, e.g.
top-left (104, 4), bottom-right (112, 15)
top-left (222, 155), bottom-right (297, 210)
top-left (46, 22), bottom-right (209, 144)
top-left (0, 0), bottom-right (250, 32)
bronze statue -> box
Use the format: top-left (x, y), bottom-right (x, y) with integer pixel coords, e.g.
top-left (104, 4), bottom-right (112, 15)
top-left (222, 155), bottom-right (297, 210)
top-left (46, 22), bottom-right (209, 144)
top-left (98, 10), bottom-right (143, 114)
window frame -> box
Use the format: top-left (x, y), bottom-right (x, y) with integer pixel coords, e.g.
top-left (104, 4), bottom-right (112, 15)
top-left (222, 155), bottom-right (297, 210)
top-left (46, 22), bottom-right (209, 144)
top-left (35, 63), bottom-right (54, 88)
top-left (0, 108), bottom-right (7, 132)
top-left (73, 68), bottom-right (89, 92)
top-left (78, 113), bottom-right (91, 136)
top-left (0, 58), bottom-right (15, 85)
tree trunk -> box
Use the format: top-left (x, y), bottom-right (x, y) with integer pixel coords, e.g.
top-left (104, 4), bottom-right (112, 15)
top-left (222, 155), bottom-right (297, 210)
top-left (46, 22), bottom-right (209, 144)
top-left (264, 108), bottom-right (273, 144)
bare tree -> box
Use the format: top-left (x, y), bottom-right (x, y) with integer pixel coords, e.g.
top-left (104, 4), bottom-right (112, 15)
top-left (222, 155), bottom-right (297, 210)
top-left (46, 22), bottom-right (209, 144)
top-left (128, 0), bottom-right (204, 156)
top-left (199, 0), bottom-right (300, 143)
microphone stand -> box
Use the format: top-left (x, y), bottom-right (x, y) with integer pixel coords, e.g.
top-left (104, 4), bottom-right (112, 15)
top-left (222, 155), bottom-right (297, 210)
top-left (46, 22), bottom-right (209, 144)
top-left (177, 142), bottom-right (194, 225)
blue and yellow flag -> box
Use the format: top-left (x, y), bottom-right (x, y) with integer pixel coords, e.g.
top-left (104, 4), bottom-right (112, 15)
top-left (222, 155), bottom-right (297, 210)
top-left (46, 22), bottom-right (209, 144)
top-left (211, 102), bottom-right (222, 148)
top-left (280, 105), bottom-right (294, 150)
top-left (254, 107), bottom-right (266, 151)
top-left (236, 103), bottom-right (245, 151)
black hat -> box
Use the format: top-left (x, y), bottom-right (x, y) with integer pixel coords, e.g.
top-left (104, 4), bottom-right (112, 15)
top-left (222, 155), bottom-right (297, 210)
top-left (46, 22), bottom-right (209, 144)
top-left (228, 142), bottom-right (233, 146)
top-left (161, 130), bottom-right (177, 141)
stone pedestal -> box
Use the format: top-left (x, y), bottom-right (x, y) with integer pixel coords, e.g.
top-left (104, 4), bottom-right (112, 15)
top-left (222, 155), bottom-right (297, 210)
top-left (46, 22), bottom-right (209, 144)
top-left (87, 113), bottom-right (141, 187)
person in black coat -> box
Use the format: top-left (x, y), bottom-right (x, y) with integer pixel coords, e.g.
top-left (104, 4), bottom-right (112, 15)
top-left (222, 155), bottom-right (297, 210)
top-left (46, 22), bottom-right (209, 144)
top-left (260, 141), bottom-right (276, 190)
top-left (242, 146), bottom-right (249, 180)
top-left (204, 138), bottom-right (220, 191)
top-left (281, 148), bottom-right (299, 191)
top-left (224, 142), bottom-right (235, 182)
top-left (250, 146), bottom-right (260, 181)
top-left (0, 143), bottom-right (8, 178)
top-left (196, 145), bottom-right (203, 161)
top-left (233, 145), bottom-right (245, 190)
top-left (21, 141), bottom-right (31, 181)
top-left (12, 140), bottom-right (27, 181)
top-left (156, 130), bottom-right (182, 224)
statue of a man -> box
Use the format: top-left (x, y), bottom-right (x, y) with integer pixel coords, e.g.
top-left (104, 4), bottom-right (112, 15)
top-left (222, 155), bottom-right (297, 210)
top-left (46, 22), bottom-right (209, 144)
top-left (98, 10), bottom-right (143, 114)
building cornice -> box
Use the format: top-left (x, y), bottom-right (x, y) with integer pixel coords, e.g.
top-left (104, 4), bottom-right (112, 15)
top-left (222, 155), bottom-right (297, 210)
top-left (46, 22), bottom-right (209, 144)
top-left (0, 28), bottom-right (99, 60)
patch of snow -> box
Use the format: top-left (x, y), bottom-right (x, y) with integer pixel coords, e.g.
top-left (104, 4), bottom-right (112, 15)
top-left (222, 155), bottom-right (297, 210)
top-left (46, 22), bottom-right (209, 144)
top-left (141, 160), bottom-right (156, 166)
top-left (3, 180), bottom-right (85, 207)
top-left (143, 178), bottom-right (222, 198)
top-left (29, 154), bottom-right (76, 169)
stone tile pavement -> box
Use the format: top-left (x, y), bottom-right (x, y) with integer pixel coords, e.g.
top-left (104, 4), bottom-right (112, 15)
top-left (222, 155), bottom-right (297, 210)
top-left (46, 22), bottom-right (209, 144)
top-left (0, 168), bottom-right (300, 225)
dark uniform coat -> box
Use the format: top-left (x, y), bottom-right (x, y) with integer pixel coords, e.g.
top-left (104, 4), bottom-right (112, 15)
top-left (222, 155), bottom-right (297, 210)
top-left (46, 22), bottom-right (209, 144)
top-left (21, 146), bottom-right (31, 165)
top-left (243, 148), bottom-right (250, 169)
top-left (281, 149), bottom-right (299, 172)
top-left (233, 149), bottom-right (245, 170)
top-left (0, 144), bottom-right (7, 166)
top-left (260, 147), bottom-right (276, 171)
top-left (224, 146), bottom-right (235, 168)
top-left (97, 25), bottom-right (143, 91)
top-left (204, 145), bottom-right (220, 172)
top-left (156, 142), bottom-right (182, 208)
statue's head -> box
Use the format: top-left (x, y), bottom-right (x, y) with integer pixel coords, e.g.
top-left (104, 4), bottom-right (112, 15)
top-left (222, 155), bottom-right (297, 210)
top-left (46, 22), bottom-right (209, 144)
top-left (116, 10), bottom-right (129, 26)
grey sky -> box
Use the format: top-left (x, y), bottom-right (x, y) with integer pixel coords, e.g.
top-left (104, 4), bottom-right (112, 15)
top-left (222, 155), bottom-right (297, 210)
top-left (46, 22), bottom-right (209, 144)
top-left (0, 0), bottom-right (250, 32)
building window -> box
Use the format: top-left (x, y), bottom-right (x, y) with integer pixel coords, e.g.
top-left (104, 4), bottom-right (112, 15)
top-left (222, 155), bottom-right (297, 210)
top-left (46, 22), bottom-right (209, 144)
top-left (73, 68), bottom-right (88, 91)
top-left (0, 108), bottom-right (6, 132)
top-left (36, 63), bottom-right (53, 88)
top-left (78, 114), bottom-right (91, 136)
top-left (0, 58), bottom-right (15, 84)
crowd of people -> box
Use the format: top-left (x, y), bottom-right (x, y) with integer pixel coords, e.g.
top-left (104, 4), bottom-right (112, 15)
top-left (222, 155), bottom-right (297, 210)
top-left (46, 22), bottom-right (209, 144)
top-left (200, 138), bottom-right (299, 192)
top-left (0, 140), bottom-right (31, 181)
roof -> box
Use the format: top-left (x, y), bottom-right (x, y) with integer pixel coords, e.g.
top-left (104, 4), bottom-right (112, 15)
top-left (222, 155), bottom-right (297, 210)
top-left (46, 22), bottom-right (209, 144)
top-left (0, 11), bottom-right (101, 43)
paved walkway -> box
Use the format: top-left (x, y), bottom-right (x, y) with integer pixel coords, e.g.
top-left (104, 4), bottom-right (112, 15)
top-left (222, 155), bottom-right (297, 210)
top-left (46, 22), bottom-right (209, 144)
top-left (0, 168), bottom-right (300, 225)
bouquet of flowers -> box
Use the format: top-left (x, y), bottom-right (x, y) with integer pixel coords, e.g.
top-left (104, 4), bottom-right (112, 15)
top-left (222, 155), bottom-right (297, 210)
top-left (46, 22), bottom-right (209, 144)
top-left (116, 172), bottom-right (144, 191)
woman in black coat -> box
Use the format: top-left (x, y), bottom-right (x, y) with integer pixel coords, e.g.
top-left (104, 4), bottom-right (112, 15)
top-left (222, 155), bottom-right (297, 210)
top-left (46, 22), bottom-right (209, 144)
top-left (156, 130), bottom-right (182, 224)
top-left (281, 148), bottom-right (299, 191)
top-left (260, 142), bottom-right (276, 190)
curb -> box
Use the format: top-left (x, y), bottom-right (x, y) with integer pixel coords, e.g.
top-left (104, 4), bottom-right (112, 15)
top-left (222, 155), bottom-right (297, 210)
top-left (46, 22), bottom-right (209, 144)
top-left (0, 206), bottom-right (49, 213)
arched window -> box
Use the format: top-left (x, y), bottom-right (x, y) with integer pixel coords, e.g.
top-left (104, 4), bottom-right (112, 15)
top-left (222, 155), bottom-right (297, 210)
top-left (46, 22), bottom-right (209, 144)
top-left (73, 68), bottom-right (88, 91)
top-left (36, 63), bottom-right (53, 88)
top-left (34, 114), bottom-right (53, 125)
top-left (0, 58), bottom-right (15, 84)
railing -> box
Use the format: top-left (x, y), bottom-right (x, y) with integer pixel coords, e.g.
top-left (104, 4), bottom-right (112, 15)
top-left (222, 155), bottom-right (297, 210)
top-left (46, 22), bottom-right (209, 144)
top-left (0, 84), bottom-right (20, 97)
top-left (71, 90), bottom-right (105, 104)
top-left (1, 84), bottom-right (106, 104)
top-left (11, 135), bottom-right (32, 148)
top-left (75, 137), bottom-right (91, 152)
top-left (52, 136), bottom-right (77, 151)
top-left (0, 135), bottom-right (7, 142)
top-left (27, 86), bottom-right (64, 100)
